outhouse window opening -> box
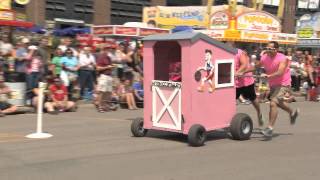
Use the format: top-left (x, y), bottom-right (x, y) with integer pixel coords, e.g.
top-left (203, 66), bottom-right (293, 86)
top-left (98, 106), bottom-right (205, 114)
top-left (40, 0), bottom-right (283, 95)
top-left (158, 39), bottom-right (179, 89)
top-left (215, 59), bottom-right (234, 88)
top-left (154, 41), bottom-right (181, 82)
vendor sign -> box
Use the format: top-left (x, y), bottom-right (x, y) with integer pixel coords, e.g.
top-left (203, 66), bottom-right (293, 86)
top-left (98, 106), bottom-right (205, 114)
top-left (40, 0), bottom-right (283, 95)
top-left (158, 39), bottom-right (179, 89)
top-left (196, 30), bottom-right (225, 39)
top-left (297, 38), bottom-right (320, 47)
top-left (92, 25), bottom-right (169, 37)
top-left (0, 0), bottom-right (11, 10)
top-left (115, 26), bottom-right (138, 36)
top-left (241, 30), bottom-right (270, 41)
top-left (92, 26), bottom-right (114, 35)
top-left (140, 28), bottom-right (168, 36)
top-left (270, 33), bottom-right (297, 43)
top-left (224, 29), bottom-right (241, 39)
top-left (210, 11), bottom-right (229, 30)
top-left (0, 10), bottom-right (14, 21)
top-left (143, 6), bottom-right (207, 29)
top-left (237, 11), bottom-right (281, 32)
top-left (297, 12), bottom-right (320, 39)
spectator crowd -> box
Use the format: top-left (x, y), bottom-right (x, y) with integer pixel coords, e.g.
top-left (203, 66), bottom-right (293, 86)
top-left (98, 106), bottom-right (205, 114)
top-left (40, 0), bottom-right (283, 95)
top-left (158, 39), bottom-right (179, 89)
top-left (1, 32), bottom-right (320, 117)
top-left (0, 34), bottom-right (144, 116)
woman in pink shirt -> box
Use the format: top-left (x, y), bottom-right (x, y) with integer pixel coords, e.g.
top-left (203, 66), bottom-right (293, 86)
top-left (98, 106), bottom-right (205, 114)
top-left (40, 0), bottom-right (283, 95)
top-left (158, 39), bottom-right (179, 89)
top-left (25, 47), bottom-right (43, 105)
top-left (256, 41), bottom-right (299, 137)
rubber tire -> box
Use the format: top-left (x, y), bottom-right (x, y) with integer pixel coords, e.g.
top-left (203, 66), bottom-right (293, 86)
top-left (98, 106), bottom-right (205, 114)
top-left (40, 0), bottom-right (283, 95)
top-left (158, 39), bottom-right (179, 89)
top-left (188, 124), bottom-right (207, 147)
top-left (230, 113), bottom-right (253, 140)
top-left (131, 118), bottom-right (148, 137)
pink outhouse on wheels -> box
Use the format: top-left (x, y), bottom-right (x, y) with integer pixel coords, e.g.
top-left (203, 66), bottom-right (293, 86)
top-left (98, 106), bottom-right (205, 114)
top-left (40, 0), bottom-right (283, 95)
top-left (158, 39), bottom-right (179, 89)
top-left (131, 32), bottom-right (253, 146)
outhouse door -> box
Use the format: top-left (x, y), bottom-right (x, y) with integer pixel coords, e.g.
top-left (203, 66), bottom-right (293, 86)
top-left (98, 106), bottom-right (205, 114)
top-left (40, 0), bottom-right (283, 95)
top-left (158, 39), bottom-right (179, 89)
top-left (152, 80), bottom-right (182, 131)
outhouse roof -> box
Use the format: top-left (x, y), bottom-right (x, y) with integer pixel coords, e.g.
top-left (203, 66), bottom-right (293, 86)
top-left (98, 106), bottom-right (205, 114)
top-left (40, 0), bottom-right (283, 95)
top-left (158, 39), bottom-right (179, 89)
top-left (143, 32), bottom-right (237, 54)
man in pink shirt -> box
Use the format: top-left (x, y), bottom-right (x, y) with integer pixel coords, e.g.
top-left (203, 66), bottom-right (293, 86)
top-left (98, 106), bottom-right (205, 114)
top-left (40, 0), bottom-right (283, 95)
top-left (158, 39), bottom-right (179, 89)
top-left (234, 48), bottom-right (263, 127)
top-left (257, 41), bottom-right (299, 137)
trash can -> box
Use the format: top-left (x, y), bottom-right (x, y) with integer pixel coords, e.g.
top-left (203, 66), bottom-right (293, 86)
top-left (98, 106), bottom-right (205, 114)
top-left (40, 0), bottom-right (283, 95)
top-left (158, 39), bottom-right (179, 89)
top-left (5, 82), bottom-right (26, 106)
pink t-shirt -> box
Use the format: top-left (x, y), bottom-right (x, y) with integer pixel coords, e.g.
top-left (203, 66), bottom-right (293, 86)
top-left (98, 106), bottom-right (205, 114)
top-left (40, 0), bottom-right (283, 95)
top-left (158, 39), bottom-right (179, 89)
top-left (26, 57), bottom-right (42, 74)
top-left (260, 52), bottom-right (291, 87)
top-left (235, 49), bottom-right (255, 88)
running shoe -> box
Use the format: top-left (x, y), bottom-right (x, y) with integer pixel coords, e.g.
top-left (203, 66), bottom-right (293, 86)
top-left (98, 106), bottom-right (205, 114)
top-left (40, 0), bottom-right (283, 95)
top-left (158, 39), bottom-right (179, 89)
top-left (261, 127), bottom-right (273, 137)
top-left (290, 108), bottom-right (300, 125)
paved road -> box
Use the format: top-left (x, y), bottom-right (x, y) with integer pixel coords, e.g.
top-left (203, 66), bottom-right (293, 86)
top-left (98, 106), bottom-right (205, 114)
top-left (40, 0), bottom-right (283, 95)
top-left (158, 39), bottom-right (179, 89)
top-left (0, 101), bottom-right (319, 180)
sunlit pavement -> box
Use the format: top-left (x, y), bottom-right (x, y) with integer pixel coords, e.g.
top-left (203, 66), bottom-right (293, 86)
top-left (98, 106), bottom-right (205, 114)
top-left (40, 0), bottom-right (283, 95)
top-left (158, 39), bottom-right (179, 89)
top-left (0, 101), bottom-right (319, 180)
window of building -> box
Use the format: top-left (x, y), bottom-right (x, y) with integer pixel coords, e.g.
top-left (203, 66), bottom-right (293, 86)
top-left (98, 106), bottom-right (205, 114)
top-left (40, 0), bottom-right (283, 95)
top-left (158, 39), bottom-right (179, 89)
top-left (298, 0), bottom-right (320, 9)
top-left (263, 0), bottom-right (280, 6)
top-left (74, 4), bottom-right (85, 13)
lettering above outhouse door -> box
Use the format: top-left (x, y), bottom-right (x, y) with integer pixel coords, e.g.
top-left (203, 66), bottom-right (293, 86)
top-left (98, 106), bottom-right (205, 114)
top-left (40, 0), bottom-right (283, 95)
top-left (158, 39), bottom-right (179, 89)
top-left (152, 80), bottom-right (182, 131)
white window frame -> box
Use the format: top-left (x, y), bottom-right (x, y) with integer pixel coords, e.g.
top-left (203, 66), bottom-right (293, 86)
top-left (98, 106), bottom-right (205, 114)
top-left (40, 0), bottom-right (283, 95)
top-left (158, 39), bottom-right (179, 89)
top-left (215, 59), bottom-right (234, 88)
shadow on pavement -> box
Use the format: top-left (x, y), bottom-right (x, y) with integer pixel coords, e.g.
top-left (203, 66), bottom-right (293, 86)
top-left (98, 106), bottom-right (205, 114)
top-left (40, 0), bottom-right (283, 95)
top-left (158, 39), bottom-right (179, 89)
top-left (136, 129), bottom-right (230, 145)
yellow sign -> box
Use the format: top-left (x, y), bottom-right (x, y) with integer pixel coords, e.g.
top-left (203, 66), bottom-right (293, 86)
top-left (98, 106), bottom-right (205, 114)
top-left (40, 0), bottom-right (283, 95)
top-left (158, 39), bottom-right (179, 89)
top-left (0, 0), bottom-right (11, 10)
top-left (242, 31), bottom-right (269, 40)
top-left (224, 29), bottom-right (241, 39)
top-left (15, 0), bottom-right (30, 5)
top-left (237, 11), bottom-right (281, 32)
top-left (0, 10), bottom-right (14, 20)
top-left (143, 6), bottom-right (207, 29)
top-left (297, 27), bottom-right (314, 38)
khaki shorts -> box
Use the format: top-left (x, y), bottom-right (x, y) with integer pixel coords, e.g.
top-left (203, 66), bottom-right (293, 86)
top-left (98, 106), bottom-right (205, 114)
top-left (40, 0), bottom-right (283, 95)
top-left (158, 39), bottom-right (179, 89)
top-left (97, 74), bottom-right (113, 92)
top-left (269, 86), bottom-right (291, 103)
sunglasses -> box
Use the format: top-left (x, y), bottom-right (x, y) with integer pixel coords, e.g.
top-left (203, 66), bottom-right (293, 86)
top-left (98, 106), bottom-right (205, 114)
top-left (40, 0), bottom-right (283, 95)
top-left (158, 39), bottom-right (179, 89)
top-left (264, 47), bottom-right (276, 51)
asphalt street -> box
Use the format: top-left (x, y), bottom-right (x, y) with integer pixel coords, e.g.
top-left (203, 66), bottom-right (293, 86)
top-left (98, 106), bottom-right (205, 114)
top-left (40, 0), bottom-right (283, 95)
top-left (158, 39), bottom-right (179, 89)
top-left (0, 101), bottom-right (319, 180)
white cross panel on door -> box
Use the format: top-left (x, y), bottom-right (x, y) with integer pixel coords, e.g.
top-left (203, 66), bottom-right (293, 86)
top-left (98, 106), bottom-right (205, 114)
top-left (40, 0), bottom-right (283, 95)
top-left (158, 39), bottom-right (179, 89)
top-left (152, 80), bottom-right (182, 131)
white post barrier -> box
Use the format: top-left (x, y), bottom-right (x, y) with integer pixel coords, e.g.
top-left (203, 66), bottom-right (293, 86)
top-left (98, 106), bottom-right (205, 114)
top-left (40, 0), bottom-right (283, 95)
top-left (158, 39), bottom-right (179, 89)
top-left (26, 82), bottom-right (53, 139)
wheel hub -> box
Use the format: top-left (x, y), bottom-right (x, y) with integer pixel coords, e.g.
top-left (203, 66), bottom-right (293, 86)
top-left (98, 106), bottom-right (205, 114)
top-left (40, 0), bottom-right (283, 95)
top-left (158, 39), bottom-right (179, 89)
top-left (241, 121), bottom-right (251, 134)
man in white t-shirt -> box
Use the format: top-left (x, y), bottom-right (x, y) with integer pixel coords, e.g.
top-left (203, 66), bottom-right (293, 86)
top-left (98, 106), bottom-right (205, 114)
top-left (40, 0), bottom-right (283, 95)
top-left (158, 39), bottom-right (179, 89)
top-left (0, 35), bottom-right (13, 56)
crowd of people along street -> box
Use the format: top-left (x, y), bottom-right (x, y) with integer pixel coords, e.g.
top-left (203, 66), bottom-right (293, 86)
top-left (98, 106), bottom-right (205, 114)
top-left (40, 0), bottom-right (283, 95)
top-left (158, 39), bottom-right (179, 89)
top-left (0, 33), bottom-right (319, 122)
top-left (0, 34), bottom-right (144, 116)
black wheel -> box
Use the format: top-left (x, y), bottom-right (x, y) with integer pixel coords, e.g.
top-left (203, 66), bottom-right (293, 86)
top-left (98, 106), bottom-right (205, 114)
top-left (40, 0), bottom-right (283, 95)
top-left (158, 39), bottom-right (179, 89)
top-left (230, 113), bottom-right (253, 140)
top-left (188, 124), bottom-right (206, 147)
top-left (131, 118), bottom-right (148, 137)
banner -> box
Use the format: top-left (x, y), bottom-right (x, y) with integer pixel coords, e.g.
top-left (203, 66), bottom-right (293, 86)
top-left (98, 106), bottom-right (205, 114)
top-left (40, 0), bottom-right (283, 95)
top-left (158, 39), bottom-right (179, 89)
top-left (237, 11), bottom-right (281, 32)
top-left (0, 10), bottom-right (14, 21)
top-left (140, 28), bottom-right (169, 36)
top-left (196, 30), bottom-right (297, 44)
top-left (210, 11), bottom-right (229, 30)
top-left (92, 26), bottom-right (114, 35)
top-left (297, 12), bottom-right (320, 38)
top-left (143, 6), bottom-right (207, 29)
top-left (92, 25), bottom-right (169, 37)
top-left (0, 0), bottom-right (11, 10)
top-left (115, 26), bottom-right (138, 36)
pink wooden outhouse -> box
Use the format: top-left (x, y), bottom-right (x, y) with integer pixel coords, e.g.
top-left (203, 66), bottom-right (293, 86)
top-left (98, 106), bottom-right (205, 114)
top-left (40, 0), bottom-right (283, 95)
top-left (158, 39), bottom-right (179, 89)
top-left (131, 32), bottom-right (253, 146)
